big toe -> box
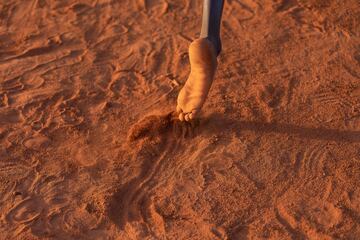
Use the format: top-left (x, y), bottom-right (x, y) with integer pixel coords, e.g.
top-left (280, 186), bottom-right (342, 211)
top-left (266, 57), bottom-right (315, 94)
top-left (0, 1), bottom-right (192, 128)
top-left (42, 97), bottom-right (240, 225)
top-left (176, 105), bottom-right (184, 121)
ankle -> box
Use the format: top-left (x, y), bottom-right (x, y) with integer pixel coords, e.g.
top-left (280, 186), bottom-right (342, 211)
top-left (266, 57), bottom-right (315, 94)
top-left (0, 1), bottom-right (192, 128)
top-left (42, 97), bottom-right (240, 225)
top-left (205, 36), bottom-right (221, 56)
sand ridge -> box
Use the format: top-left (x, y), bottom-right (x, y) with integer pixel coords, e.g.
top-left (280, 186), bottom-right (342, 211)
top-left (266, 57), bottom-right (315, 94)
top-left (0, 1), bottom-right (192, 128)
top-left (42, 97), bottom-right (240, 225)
top-left (0, 0), bottom-right (360, 239)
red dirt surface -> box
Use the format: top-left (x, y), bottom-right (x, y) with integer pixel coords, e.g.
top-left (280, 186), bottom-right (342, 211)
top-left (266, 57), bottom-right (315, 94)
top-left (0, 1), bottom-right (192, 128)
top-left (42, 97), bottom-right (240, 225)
top-left (0, 0), bottom-right (359, 239)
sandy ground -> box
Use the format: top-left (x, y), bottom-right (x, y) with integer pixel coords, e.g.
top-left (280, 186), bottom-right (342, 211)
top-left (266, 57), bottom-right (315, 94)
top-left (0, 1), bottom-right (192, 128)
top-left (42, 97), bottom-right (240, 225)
top-left (0, 0), bottom-right (360, 239)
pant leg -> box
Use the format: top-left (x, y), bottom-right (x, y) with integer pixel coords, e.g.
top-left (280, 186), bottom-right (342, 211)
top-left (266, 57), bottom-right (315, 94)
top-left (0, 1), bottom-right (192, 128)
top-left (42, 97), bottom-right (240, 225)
top-left (200, 0), bottom-right (225, 56)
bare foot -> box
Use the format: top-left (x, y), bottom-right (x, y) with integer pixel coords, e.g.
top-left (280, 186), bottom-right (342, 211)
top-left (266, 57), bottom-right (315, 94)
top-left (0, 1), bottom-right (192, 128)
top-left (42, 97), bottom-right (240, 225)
top-left (176, 38), bottom-right (217, 121)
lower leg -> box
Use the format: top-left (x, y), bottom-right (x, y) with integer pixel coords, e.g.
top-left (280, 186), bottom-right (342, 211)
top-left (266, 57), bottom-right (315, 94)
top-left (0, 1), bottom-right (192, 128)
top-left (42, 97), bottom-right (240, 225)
top-left (200, 0), bottom-right (224, 56)
top-left (176, 0), bottom-right (224, 121)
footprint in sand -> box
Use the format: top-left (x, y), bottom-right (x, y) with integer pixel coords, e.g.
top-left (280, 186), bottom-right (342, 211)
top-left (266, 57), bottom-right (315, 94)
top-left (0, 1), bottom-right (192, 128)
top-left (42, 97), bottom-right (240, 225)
top-left (5, 197), bottom-right (44, 225)
top-left (62, 206), bottom-right (100, 233)
top-left (312, 86), bottom-right (354, 109)
top-left (308, 201), bottom-right (342, 230)
top-left (108, 112), bottom-right (196, 233)
top-left (258, 84), bottom-right (286, 109)
top-left (24, 134), bottom-right (50, 150)
top-left (347, 188), bottom-right (360, 214)
top-left (74, 146), bottom-right (98, 167)
top-left (59, 105), bottom-right (84, 126)
top-left (0, 109), bottom-right (22, 125)
top-left (296, 143), bottom-right (328, 180)
top-left (276, 199), bottom-right (342, 238)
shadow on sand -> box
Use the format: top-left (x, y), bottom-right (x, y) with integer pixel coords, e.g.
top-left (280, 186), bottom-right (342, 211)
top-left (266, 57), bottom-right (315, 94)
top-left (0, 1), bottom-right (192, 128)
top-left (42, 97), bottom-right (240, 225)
top-left (205, 114), bottom-right (360, 143)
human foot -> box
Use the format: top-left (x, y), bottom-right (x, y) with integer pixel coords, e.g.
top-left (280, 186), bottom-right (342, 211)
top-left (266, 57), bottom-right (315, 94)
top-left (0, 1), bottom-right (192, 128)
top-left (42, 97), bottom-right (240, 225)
top-left (176, 38), bottom-right (217, 122)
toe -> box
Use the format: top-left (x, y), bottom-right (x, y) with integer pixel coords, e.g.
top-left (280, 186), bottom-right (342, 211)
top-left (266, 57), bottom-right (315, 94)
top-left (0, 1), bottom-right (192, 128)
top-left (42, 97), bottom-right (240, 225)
top-left (189, 109), bottom-right (199, 120)
top-left (184, 113), bottom-right (190, 122)
top-left (179, 112), bottom-right (185, 121)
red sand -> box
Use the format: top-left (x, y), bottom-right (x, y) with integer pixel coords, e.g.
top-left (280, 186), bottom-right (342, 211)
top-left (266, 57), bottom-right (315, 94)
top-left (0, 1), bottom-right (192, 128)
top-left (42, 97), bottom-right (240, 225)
top-left (0, 0), bottom-right (359, 239)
